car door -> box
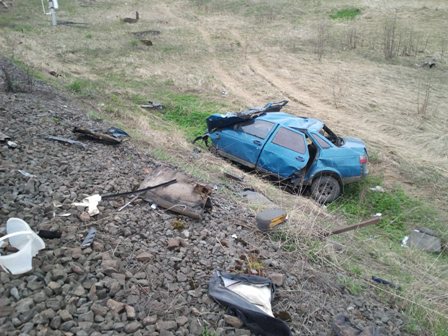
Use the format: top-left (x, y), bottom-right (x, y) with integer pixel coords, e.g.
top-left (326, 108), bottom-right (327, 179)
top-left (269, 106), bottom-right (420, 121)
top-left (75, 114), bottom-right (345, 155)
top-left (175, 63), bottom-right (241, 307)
top-left (213, 119), bottom-right (275, 168)
top-left (256, 127), bottom-right (309, 178)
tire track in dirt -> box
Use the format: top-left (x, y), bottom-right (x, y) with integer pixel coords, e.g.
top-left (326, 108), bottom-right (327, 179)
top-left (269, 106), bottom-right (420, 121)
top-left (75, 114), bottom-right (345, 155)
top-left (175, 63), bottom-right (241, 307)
top-left (158, 3), bottom-right (258, 105)
top-left (244, 54), bottom-right (448, 176)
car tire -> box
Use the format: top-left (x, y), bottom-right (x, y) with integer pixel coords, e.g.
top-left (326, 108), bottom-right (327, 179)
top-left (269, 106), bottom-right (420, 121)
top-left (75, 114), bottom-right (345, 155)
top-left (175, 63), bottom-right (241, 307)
top-left (311, 175), bottom-right (341, 203)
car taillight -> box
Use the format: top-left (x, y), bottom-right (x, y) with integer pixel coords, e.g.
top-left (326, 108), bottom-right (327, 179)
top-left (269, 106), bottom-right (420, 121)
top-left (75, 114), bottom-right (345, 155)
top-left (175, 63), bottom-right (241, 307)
top-left (360, 155), bottom-right (368, 164)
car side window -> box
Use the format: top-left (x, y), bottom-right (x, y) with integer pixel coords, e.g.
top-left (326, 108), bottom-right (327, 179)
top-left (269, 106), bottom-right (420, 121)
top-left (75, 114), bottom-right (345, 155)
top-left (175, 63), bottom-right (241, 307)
top-left (272, 127), bottom-right (306, 154)
top-left (238, 120), bottom-right (274, 139)
top-left (312, 134), bottom-right (331, 149)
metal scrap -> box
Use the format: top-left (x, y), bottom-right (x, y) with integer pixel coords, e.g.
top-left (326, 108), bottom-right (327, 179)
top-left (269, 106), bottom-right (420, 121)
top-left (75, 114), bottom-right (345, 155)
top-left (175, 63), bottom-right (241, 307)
top-left (45, 135), bottom-right (87, 149)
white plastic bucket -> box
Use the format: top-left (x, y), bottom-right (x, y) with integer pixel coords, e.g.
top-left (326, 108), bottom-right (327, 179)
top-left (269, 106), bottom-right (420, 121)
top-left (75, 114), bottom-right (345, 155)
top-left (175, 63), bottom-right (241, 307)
top-left (0, 218), bottom-right (45, 274)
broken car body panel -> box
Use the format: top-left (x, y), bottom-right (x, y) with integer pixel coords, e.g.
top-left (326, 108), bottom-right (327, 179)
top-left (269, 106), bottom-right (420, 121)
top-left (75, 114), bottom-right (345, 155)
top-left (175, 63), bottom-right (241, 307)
top-left (204, 101), bottom-right (368, 202)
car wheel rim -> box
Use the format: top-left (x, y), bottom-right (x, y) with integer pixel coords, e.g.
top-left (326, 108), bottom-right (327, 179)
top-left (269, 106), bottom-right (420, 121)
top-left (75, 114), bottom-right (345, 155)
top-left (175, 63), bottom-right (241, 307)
top-left (318, 183), bottom-right (334, 197)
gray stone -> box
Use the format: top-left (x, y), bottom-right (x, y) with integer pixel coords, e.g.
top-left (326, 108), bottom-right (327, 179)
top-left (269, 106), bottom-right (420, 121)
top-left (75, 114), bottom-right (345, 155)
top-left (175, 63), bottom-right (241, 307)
top-left (176, 316), bottom-right (188, 326)
top-left (72, 284), bottom-right (86, 296)
top-left (269, 272), bottom-right (286, 286)
top-left (51, 268), bottom-right (66, 281)
top-left (15, 298), bottom-right (34, 313)
top-left (59, 309), bottom-right (72, 321)
top-left (189, 319), bottom-right (202, 335)
top-left (91, 303), bottom-right (108, 316)
top-left (143, 315), bottom-right (157, 325)
top-left (408, 230), bottom-right (441, 253)
top-left (107, 299), bottom-right (124, 313)
top-left (33, 291), bottom-right (47, 303)
top-left (224, 314), bottom-right (244, 328)
top-left (50, 316), bottom-right (62, 329)
top-left (124, 321), bottom-right (142, 333)
top-left (125, 305), bottom-right (136, 320)
top-left (46, 298), bottom-right (62, 311)
top-left (136, 251), bottom-right (153, 263)
top-left (10, 287), bottom-right (20, 300)
top-left (167, 238), bottom-right (181, 249)
top-left (78, 310), bottom-right (94, 322)
top-left (156, 320), bottom-right (177, 331)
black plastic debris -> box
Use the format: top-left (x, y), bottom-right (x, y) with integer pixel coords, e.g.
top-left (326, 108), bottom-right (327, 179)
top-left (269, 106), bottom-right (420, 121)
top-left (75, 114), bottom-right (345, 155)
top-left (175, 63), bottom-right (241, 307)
top-left (371, 276), bottom-right (401, 290)
top-left (140, 101), bottom-right (163, 110)
top-left (73, 127), bottom-right (123, 145)
top-left (208, 271), bottom-right (292, 336)
top-left (81, 227), bottom-right (96, 249)
top-left (106, 127), bottom-right (130, 139)
top-left (38, 230), bottom-right (62, 239)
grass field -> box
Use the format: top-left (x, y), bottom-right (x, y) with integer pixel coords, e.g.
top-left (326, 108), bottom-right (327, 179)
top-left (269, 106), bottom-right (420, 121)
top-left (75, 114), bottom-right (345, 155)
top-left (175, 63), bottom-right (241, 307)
top-left (1, 0), bottom-right (447, 334)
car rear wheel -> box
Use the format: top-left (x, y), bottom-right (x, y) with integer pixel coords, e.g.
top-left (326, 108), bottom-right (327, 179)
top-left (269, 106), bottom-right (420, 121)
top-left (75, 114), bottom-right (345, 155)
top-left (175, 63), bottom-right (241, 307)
top-left (311, 175), bottom-right (341, 203)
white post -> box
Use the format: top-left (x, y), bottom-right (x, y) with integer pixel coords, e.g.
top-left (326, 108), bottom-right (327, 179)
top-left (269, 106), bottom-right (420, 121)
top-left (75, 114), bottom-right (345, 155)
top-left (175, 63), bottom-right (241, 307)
top-left (49, 0), bottom-right (57, 26)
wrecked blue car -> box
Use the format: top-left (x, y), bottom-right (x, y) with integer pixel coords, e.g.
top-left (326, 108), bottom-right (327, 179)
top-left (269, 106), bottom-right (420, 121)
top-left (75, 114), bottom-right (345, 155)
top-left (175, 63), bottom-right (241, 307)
top-left (195, 101), bottom-right (368, 203)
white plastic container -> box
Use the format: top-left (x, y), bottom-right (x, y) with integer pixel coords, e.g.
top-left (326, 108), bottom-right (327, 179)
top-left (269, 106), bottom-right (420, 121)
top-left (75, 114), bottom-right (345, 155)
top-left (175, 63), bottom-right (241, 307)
top-left (0, 218), bottom-right (45, 274)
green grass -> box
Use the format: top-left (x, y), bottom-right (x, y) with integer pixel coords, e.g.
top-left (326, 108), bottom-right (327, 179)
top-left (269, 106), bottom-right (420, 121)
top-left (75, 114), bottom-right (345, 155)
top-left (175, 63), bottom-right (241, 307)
top-left (200, 326), bottom-right (216, 336)
top-left (330, 7), bottom-right (361, 20)
top-left (329, 176), bottom-right (440, 241)
top-left (338, 275), bottom-right (364, 295)
top-left (161, 93), bottom-right (225, 139)
top-left (67, 79), bottom-right (97, 97)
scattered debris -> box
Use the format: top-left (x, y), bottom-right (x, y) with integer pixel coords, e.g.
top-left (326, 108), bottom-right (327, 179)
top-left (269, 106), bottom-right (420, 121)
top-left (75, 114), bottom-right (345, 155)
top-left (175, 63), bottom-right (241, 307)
top-left (73, 127), bottom-right (125, 145)
top-left (45, 135), bottom-right (87, 149)
top-left (256, 208), bottom-right (287, 232)
top-left (240, 189), bottom-right (275, 207)
top-left (74, 179), bottom-right (177, 216)
top-left (404, 228), bottom-right (441, 253)
top-left (17, 170), bottom-right (36, 178)
top-left (106, 127), bottom-right (129, 139)
top-left (38, 230), bottom-right (62, 239)
top-left (0, 218), bottom-right (46, 275)
top-left (73, 195), bottom-right (102, 216)
top-left (223, 171), bottom-right (245, 182)
top-left (371, 276), bottom-right (401, 290)
top-left (139, 166), bottom-right (212, 219)
top-left (122, 11), bottom-right (139, 24)
top-left (139, 39), bottom-right (153, 46)
top-left (140, 101), bottom-right (163, 110)
top-left (48, 70), bottom-right (62, 77)
top-left (208, 271), bottom-right (292, 336)
top-left (6, 140), bottom-right (17, 148)
top-left (81, 227), bottom-right (96, 249)
top-left (102, 179), bottom-right (176, 200)
top-left (369, 185), bottom-right (385, 193)
top-left (323, 215), bottom-right (382, 237)
top-left (418, 57), bottom-right (436, 69)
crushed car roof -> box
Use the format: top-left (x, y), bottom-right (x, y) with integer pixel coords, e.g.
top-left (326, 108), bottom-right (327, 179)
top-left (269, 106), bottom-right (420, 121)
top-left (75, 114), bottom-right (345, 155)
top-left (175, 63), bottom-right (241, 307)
top-left (257, 112), bottom-right (324, 132)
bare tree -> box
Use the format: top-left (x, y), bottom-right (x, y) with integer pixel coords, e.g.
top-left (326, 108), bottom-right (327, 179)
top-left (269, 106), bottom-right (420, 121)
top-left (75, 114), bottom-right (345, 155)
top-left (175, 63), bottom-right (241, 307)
top-left (314, 21), bottom-right (329, 62)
